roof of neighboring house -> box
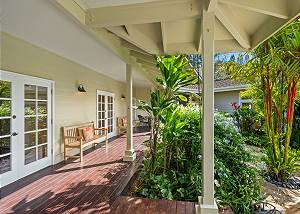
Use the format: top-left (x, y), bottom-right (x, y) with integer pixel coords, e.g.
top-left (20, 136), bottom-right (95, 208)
top-left (181, 79), bottom-right (247, 93)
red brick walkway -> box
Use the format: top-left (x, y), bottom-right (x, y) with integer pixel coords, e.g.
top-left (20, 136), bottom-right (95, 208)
top-left (0, 133), bottom-right (148, 214)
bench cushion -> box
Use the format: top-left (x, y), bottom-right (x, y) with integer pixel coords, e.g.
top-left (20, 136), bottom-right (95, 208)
top-left (82, 127), bottom-right (94, 141)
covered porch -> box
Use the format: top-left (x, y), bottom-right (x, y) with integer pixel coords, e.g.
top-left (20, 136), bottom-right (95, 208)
top-left (0, 132), bottom-right (149, 213)
top-left (1, 0), bottom-right (299, 213)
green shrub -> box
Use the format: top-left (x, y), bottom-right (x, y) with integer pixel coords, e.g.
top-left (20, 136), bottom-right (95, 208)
top-left (137, 106), bottom-right (262, 213)
top-left (291, 101), bottom-right (300, 149)
top-left (231, 106), bottom-right (268, 147)
top-left (242, 133), bottom-right (268, 147)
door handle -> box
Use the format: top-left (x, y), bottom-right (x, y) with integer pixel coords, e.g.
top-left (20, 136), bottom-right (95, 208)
top-left (11, 132), bottom-right (18, 136)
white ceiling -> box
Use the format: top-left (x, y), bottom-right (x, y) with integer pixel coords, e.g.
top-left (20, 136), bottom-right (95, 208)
top-left (1, 0), bottom-right (151, 87)
top-left (54, 0), bottom-right (299, 80)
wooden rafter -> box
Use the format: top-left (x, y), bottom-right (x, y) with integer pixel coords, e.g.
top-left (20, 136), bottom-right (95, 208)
top-left (107, 25), bottom-right (162, 54)
top-left (215, 3), bottom-right (251, 49)
top-left (219, 0), bottom-right (289, 19)
top-left (85, 0), bottom-right (201, 27)
top-left (160, 21), bottom-right (167, 53)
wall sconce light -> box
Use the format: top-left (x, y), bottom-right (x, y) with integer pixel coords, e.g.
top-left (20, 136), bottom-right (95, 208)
top-left (78, 84), bottom-right (87, 93)
top-left (121, 94), bottom-right (126, 100)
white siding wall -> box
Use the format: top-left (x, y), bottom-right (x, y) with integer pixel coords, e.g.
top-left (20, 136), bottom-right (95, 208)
top-left (1, 32), bottom-right (136, 163)
top-left (214, 91), bottom-right (240, 113)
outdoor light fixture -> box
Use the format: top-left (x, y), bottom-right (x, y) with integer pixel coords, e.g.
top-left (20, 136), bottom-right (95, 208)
top-left (78, 84), bottom-right (87, 93)
top-left (121, 94), bottom-right (126, 99)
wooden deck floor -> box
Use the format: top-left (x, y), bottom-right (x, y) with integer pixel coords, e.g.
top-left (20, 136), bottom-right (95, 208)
top-left (0, 131), bottom-right (206, 214)
top-left (111, 196), bottom-right (196, 214)
top-left (0, 133), bottom-right (149, 214)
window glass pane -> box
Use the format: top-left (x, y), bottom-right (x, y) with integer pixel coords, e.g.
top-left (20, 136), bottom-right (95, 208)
top-left (38, 130), bottom-right (47, 145)
top-left (0, 155), bottom-right (11, 174)
top-left (38, 116), bottom-right (47, 129)
top-left (25, 132), bottom-right (36, 148)
top-left (0, 81), bottom-right (11, 98)
top-left (0, 100), bottom-right (11, 117)
top-left (38, 145), bottom-right (47, 159)
top-left (0, 119), bottom-right (11, 136)
top-left (37, 101), bottom-right (47, 115)
top-left (0, 137), bottom-right (11, 155)
top-left (25, 148), bottom-right (36, 165)
top-left (25, 117), bottom-right (36, 132)
top-left (25, 85), bottom-right (36, 99)
top-left (25, 101), bottom-right (36, 115)
top-left (38, 86), bottom-right (47, 100)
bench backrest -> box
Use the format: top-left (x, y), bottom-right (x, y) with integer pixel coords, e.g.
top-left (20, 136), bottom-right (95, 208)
top-left (62, 122), bottom-right (95, 144)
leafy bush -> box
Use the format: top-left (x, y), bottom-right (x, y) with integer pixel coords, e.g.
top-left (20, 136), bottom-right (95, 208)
top-left (264, 146), bottom-right (300, 181)
top-left (231, 106), bottom-right (268, 147)
top-left (137, 107), bottom-right (262, 213)
top-left (242, 133), bottom-right (268, 147)
top-left (291, 101), bottom-right (300, 149)
top-left (214, 113), bottom-right (262, 213)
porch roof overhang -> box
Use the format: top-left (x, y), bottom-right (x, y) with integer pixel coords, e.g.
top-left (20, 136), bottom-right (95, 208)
top-left (54, 0), bottom-right (299, 83)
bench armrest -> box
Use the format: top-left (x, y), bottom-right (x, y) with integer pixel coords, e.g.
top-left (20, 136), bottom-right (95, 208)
top-left (94, 127), bottom-right (108, 131)
top-left (94, 127), bottom-right (108, 136)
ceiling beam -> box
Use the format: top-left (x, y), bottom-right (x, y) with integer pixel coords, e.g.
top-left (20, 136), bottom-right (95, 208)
top-left (53, 0), bottom-right (155, 85)
top-left (107, 25), bottom-right (162, 54)
top-left (121, 40), bottom-right (149, 54)
top-left (56, 0), bottom-right (86, 24)
top-left (197, 20), bottom-right (202, 52)
top-left (251, 17), bottom-right (291, 48)
top-left (215, 3), bottom-right (251, 49)
top-left (84, 0), bottom-right (168, 8)
top-left (166, 40), bottom-right (244, 54)
top-left (137, 59), bottom-right (156, 67)
top-left (219, 0), bottom-right (289, 19)
top-left (207, 0), bottom-right (218, 12)
top-left (252, 0), bottom-right (300, 48)
top-left (86, 0), bottom-right (201, 27)
top-left (130, 51), bottom-right (155, 63)
top-left (160, 22), bottom-right (167, 53)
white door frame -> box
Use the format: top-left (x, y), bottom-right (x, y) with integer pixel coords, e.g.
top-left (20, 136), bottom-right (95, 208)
top-left (0, 70), bottom-right (54, 187)
top-left (96, 90), bottom-right (116, 139)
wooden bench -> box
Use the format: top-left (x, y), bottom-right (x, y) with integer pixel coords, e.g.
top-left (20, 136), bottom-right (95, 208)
top-left (62, 122), bottom-right (108, 163)
top-left (117, 117), bottom-right (127, 135)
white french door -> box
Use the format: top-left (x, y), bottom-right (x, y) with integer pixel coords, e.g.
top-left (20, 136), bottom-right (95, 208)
top-left (96, 91), bottom-right (115, 138)
top-left (0, 71), bottom-right (53, 187)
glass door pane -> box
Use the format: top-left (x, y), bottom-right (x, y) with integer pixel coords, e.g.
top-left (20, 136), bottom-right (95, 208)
top-left (97, 95), bottom-right (106, 135)
top-left (107, 96), bottom-right (114, 134)
top-left (0, 80), bottom-right (12, 174)
top-left (24, 85), bottom-right (48, 165)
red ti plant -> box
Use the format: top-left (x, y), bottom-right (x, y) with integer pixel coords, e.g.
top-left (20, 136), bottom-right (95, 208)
top-left (227, 17), bottom-right (300, 180)
top-left (285, 79), bottom-right (299, 162)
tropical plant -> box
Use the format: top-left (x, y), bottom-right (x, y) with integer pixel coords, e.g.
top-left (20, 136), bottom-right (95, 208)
top-left (291, 100), bottom-right (300, 149)
top-left (136, 108), bottom-right (262, 213)
top-left (227, 18), bottom-right (300, 181)
top-left (138, 55), bottom-right (197, 172)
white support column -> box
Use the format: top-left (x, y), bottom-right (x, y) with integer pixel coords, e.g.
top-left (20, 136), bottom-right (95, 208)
top-left (196, 7), bottom-right (219, 214)
top-left (123, 64), bottom-right (136, 162)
